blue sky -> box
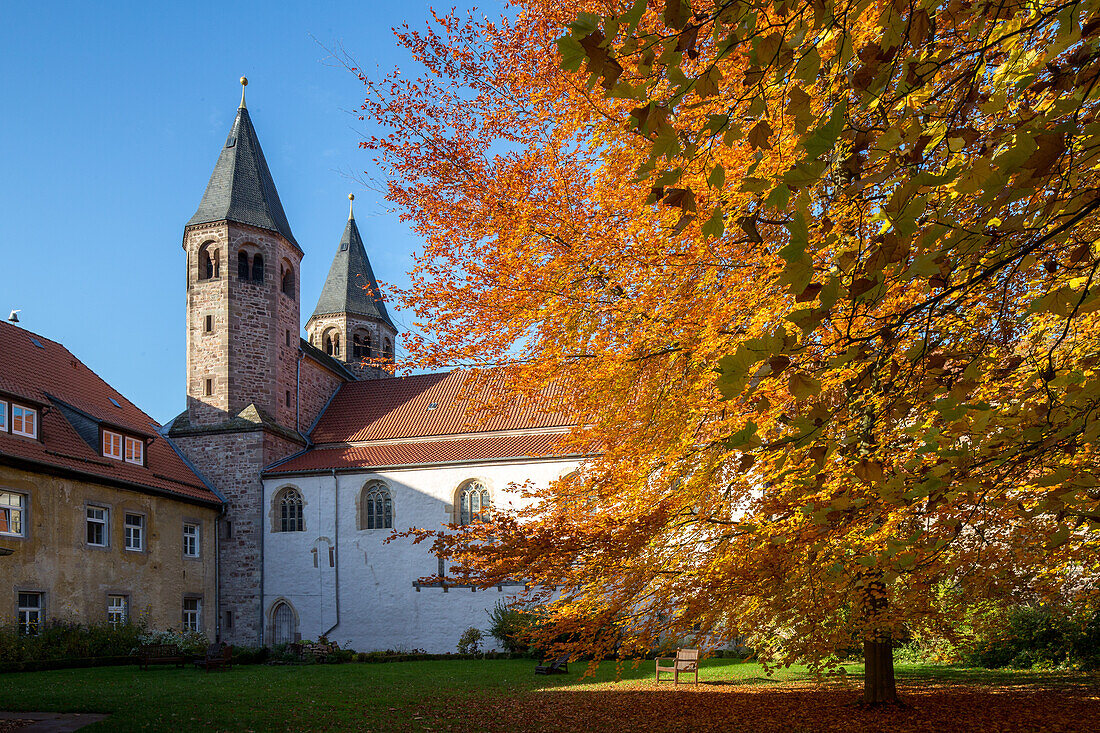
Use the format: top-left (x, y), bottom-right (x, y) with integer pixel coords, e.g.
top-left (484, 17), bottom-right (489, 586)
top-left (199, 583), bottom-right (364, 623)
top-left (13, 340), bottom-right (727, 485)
top-left (0, 1), bottom-right (482, 422)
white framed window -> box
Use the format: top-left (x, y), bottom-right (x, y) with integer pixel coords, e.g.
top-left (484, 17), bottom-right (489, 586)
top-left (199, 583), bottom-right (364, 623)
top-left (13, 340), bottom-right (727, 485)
top-left (102, 430), bottom-right (123, 460)
top-left (17, 592), bottom-right (42, 635)
top-left (107, 595), bottom-right (127, 626)
top-left (86, 506), bottom-right (108, 546)
top-left (124, 513), bottom-right (143, 551)
top-left (0, 400), bottom-right (7, 431)
top-left (182, 522), bottom-right (200, 557)
top-left (124, 436), bottom-right (143, 465)
top-left (0, 491), bottom-right (25, 537)
top-left (183, 597), bottom-right (201, 632)
top-left (11, 405), bottom-right (37, 438)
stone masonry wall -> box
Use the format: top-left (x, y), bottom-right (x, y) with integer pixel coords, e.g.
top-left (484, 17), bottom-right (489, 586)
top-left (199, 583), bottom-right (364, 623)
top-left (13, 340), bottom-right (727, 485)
top-left (298, 356), bottom-right (345, 433)
top-left (171, 429), bottom-right (266, 645)
top-left (305, 313), bottom-right (396, 380)
top-left (184, 224), bottom-right (231, 426)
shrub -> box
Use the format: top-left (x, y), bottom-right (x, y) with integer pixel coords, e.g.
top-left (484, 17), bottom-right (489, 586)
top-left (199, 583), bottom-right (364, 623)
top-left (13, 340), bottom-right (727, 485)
top-left (457, 627), bottom-right (483, 655)
top-left (487, 600), bottom-right (537, 653)
top-left (964, 605), bottom-right (1094, 670)
top-left (0, 619), bottom-right (147, 665)
top-left (138, 628), bottom-right (209, 657)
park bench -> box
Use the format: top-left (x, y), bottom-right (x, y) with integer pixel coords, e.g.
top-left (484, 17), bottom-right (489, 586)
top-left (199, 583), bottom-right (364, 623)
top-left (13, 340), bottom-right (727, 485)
top-left (193, 643), bottom-right (233, 672)
top-left (136, 643), bottom-right (186, 670)
top-left (534, 654), bottom-right (569, 675)
top-left (655, 648), bottom-right (699, 685)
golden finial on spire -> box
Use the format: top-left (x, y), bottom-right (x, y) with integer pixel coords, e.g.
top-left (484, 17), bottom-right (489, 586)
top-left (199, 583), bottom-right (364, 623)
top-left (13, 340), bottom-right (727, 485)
top-left (348, 193), bottom-right (355, 220)
top-left (239, 76), bottom-right (248, 109)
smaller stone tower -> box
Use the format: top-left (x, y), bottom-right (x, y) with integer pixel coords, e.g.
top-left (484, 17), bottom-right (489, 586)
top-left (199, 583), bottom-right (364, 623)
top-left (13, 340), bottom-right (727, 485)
top-left (306, 195), bottom-right (397, 379)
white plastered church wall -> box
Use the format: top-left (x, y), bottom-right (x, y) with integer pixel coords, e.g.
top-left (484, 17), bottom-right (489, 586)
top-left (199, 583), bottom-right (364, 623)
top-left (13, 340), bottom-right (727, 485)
top-left (262, 457), bottom-right (579, 652)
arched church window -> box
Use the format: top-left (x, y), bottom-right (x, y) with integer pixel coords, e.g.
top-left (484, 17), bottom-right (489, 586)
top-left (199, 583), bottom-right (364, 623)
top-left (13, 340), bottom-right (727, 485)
top-left (457, 481), bottom-right (491, 525)
top-left (333, 333), bottom-right (341, 357)
top-left (361, 333), bottom-right (373, 359)
top-left (252, 253), bottom-right (265, 283)
top-left (281, 266), bottom-right (295, 298)
top-left (359, 481), bottom-right (393, 530)
top-left (383, 337), bottom-right (393, 361)
top-left (271, 601), bottom-right (297, 645)
top-left (323, 333), bottom-right (333, 355)
top-left (352, 335), bottom-right (361, 359)
top-left (238, 251), bottom-right (250, 280)
top-left (275, 488), bottom-right (304, 532)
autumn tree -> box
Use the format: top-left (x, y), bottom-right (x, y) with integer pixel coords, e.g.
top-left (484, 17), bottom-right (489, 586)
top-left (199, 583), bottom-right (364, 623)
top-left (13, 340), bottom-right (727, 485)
top-left (357, 0), bottom-right (1100, 705)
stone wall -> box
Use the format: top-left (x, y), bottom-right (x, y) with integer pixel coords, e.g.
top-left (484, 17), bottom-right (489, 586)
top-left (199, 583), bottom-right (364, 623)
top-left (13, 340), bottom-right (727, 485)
top-left (305, 313), bottom-right (396, 380)
top-left (0, 464), bottom-right (219, 635)
top-left (298, 356), bottom-right (345, 433)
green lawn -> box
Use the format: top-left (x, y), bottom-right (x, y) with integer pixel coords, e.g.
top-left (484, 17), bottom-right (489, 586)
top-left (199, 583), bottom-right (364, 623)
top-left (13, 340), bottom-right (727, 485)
top-left (0, 659), bottom-right (1096, 732)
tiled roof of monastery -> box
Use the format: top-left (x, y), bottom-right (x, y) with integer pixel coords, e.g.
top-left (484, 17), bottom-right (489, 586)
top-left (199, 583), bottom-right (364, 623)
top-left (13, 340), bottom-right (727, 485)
top-left (0, 322), bottom-right (221, 506)
top-left (266, 432), bottom-right (577, 474)
top-left (186, 104), bottom-right (300, 251)
top-left (265, 370), bottom-right (579, 474)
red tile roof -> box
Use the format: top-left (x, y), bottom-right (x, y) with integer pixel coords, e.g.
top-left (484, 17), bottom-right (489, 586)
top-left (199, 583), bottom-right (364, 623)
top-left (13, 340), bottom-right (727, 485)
top-left (267, 370), bottom-right (580, 474)
top-left (0, 322), bottom-right (220, 506)
top-left (310, 371), bottom-right (572, 444)
top-left (268, 432), bottom-right (579, 474)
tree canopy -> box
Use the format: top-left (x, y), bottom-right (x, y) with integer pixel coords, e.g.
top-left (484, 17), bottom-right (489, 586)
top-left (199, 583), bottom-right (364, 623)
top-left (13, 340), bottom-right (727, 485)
top-left (358, 0), bottom-right (1100, 699)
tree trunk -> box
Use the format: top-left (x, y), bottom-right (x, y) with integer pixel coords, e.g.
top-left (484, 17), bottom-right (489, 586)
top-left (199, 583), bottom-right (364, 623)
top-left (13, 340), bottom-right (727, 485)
top-left (862, 636), bottom-right (899, 705)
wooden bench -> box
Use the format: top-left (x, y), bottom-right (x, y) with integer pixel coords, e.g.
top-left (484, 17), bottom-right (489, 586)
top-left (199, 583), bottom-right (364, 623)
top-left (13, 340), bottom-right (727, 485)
top-left (193, 643), bottom-right (233, 672)
top-left (655, 648), bottom-right (699, 684)
top-left (534, 654), bottom-right (569, 675)
top-left (136, 643), bottom-right (186, 670)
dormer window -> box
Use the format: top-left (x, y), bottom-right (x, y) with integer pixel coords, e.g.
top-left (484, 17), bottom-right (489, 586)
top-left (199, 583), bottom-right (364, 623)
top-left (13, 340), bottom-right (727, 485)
top-left (102, 430), bottom-right (123, 460)
top-left (102, 430), bottom-right (144, 465)
top-left (11, 404), bottom-right (37, 439)
top-left (124, 436), bottom-right (144, 465)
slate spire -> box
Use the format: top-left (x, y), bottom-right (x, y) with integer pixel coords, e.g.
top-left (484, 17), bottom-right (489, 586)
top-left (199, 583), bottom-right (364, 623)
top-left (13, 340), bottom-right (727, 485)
top-left (186, 81), bottom-right (299, 250)
top-left (311, 199), bottom-right (395, 329)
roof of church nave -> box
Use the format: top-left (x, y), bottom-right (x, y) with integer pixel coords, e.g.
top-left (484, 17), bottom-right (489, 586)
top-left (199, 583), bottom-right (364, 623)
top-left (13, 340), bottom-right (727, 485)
top-left (0, 321), bottom-right (221, 506)
top-left (310, 196), bottom-right (396, 330)
top-left (186, 78), bottom-right (300, 250)
top-left (265, 370), bottom-right (577, 475)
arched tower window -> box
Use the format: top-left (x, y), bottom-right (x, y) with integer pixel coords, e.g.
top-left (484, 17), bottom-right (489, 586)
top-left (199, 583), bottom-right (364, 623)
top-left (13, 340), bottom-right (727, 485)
top-left (275, 487), bottom-right (304, 532)
top-left (281, 265), bottom-right (295, 298)
top-left (457, 480), bottom-right (491, 525)
top-left (198, 243), bottom-right (219, 280)
top-left (359, 481), bottom-right (393, 530)
top-left (333, 333), bottom-right (341, 357)
top-left (271, 601), bottom-right (298, 645)
top-left (324, 333), bottom-right (333, 355)
top-left (238, 251), bottom-right (250, 280)
top-left (252, 253), bottom-right (265, 283)
top-left (352, 335), bottom-right (362, 359)
top-left (383, 337), bottom-right (393, 361)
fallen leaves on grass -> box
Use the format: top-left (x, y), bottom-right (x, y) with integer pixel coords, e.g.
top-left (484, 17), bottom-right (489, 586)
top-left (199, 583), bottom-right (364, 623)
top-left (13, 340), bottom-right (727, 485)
top-left (407, 679), bottom-right (1100, 733)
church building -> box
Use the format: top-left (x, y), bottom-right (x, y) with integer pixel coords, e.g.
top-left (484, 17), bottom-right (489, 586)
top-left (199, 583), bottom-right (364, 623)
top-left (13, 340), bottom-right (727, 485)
top-left (168, 81), bottom-right (582, 651)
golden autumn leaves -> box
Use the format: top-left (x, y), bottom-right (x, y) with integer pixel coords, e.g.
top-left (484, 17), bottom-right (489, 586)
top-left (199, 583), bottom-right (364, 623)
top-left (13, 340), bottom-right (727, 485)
top-left (356, 0), bottom-right (1100, 698)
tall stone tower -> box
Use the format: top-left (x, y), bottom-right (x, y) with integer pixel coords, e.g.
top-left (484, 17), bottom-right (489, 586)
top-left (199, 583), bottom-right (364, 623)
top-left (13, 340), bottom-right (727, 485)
top-left (305, 196), bottom-right (398, 379)
top-left (168, 80), bottom-right (306, 645)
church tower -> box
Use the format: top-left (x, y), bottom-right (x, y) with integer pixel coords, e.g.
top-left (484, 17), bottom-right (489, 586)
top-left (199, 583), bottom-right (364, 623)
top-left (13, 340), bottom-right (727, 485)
top-left (168, 79), bottom-right (307, 645)
top-left (305, 195), bottom-right (398, 379)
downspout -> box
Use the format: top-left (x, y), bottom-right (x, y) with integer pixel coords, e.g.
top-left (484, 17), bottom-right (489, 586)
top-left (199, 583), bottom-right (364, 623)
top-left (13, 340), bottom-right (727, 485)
top-left (323, 468), bottom-right (340, 637)
top-left (259, 472), bottom-right (265, 647)
top-left (214, 515), bottom-right (220, 642)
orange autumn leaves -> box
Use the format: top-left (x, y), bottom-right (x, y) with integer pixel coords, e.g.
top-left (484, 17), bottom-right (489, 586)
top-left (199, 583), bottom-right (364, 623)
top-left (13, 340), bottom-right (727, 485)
top-left (358, 0), bottom-right (1100, 670)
